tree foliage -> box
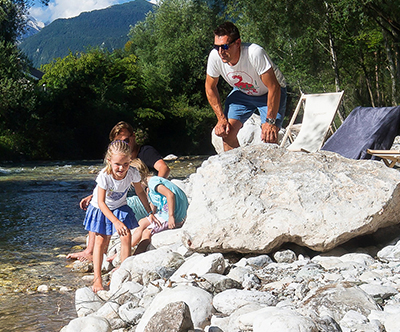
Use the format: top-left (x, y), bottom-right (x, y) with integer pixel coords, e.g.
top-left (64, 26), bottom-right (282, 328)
top-left (0, 0), bottom-right (42, 159)
top-left (126, 0), bottom-right (221, 154)
top-left (36, 49), bottom-right (155, 159)
top-left (224, 0), bottom-right (400, 111)
top-left (2, 0), bottom-right (400, 160)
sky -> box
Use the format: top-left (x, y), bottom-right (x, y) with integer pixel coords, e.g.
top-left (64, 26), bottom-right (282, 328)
top-left (29, 0), bottom-right (134, 24)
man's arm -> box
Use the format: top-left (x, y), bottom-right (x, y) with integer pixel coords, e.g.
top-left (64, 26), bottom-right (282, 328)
top-left (260, 68), bottom-right (281, 143)
top-left (153, 159), bottom-right (170, 178)
top-left (205, 74), bottom-right (230, 138)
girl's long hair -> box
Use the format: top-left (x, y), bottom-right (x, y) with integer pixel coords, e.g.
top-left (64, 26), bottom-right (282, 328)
top-left (130, 158), bottom-right (152, 186)
top-left (104, 140), bottom-right (131, 175)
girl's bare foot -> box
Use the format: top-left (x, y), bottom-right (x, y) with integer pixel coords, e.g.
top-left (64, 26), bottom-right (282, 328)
top-left (92, 279), bottom-right (104, 293)
top-left (66, 249), bottom-right (93, 262)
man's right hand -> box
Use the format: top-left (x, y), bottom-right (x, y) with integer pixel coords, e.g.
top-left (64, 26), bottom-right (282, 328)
top-left (215, 119), bottom-right (230, 138)
top-left (80, 195), bottom-right (92, 210)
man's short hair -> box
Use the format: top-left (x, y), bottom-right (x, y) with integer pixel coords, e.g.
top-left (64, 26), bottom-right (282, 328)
top-left (213, 21), bottom-right (240, 43)
top-left (109, 121), bottom-right (134, 141)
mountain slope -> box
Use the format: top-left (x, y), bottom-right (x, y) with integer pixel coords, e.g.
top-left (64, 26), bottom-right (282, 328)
top-left (20, 16), bottom-right (45, 40)
top-left (19, 0), bottom-right (155, 68)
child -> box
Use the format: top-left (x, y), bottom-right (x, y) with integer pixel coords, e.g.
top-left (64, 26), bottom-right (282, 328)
top-left (83, 140), bottom-right (156, 293)
top-left (130, 159), bottom-right (189, 251)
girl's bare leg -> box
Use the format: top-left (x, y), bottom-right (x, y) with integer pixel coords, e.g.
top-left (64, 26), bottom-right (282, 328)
top-left (92, 233), bottom-right (109, 293)
top-left (131, 217), bottom-right (150, 248)
top-left (142, 228), bottom-right (152, 241)
top-left (120, 232), bottom-right (132, 263)
top-left (132, 228), bottom-right (153, 255)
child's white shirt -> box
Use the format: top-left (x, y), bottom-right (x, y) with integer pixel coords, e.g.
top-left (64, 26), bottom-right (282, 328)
top-left (91, 166), bottom-right (141, 210)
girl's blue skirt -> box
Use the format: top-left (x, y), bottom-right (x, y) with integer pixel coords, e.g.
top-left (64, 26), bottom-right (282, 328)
top-left (83, 204), bottom-right (138, 236)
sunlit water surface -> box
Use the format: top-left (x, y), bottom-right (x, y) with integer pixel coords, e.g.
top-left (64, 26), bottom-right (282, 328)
top-left (0, 156), bottom-right (207, 332)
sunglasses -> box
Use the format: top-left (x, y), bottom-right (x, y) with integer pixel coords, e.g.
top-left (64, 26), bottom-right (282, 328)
top-left (213, 38), bottom-right (238, 51)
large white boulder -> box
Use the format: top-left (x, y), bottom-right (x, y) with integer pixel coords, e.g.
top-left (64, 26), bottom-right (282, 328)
top-left (182, 144), bottom-right (400, 253)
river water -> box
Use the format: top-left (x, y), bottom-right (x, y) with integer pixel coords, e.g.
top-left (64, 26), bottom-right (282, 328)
top-left (0, 156), bottom-right (207, 332)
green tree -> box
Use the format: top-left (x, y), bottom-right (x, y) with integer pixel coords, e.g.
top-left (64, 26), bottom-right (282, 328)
top-left (0, 0), bottom-right (45, 159)
top-left (127, 0), bottom-right (222, 154)
top-left (225, 0), bottom-right (400, 113)
top-left (37, 49), bottom-right (157, 159)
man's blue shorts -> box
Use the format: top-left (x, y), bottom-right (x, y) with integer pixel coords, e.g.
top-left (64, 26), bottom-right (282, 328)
top-left (224, 86), bottom-right (287, 128)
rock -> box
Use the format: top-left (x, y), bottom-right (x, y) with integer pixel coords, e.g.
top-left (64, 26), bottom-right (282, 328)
top-left (299, 282), bottom-right (381, 322)
top-left (217, 303), bottom-right (267, 332)
top-left (109, 280), bottom-right (143, 305)
top-left (135, 285), bottom-right (213, 332)
top-left (339, 310), bottom-right (383, 332)
top-left (151, 228), bottom-right (183, 248)
top-left (144, 301), bottom-right (194, 332)
top-left (109, 247), bottom-right (185, 291)
top-left (37, 284), bottom-right (49, 293)
top-left (339, 253), bottom-right (375, 266)
top-left (235, 254), bottom-right (273, 268)
top-left (211, 114), bottom-right (263, 154)
top-left (213, 289), bottom-right (278, 315)
top-left (59, 286), bottom-right (72, 293)
top-left (71, 259), bottom-right (93, 273)
top-left (60, 316), bottom-right (111, 332)
top-left (164, 154), bottom-right (178, 161)
top-left (377, 239), bottom-right (400, 262)
top-left (118, 302), bottom-right (145, 325)
top-left (238, 307), bottom-right (318, 332)
top-left (182, 144), bottom-right (400, 253)
top-left (170, 253), bottom-right (226, 283)
top-left (75, 287), bottom-right (103, 317)
top-left (226, 266), bottom-right (261, 290)
top-left (92, 301), bottom-right (120, 321)
top-left (359, 284), bottom-right (398, 302)
top-left (314, 315), bottom-right (342, 332)
top-left (274, 249), bottom-right (297, 263)
top-left (197, 273), bottom-right (242, 294)
top-left (211, 114), bottom-right (288, 154)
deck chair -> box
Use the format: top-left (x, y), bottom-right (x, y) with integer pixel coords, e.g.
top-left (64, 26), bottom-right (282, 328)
top-left (366, 149), bottom-right (400, 168)
top-left (280, 91), bottom-right (344, 152)
top-left (321, 106), bottom-right (400, 162)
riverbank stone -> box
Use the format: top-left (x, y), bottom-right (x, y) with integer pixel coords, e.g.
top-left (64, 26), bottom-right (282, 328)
top-left (60, 316), bottom-right (111, 332)
top-left (182, 144), bottom-right (400, 254)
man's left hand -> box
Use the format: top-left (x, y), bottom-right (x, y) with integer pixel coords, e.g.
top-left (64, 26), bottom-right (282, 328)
top-left (261, 123), bottom-right (279, 144)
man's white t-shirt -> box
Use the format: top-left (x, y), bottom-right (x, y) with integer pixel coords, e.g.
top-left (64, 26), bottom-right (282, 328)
top-left (207, 43), bottom-right (286, 96)
top-left (91, 166), bottom-right (141, 210)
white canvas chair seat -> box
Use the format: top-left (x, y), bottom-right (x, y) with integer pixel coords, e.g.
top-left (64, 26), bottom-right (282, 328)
top-left (280, 91), bottom-right (344, 152)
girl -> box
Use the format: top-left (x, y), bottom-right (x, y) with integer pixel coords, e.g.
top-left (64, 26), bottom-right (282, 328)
top-left (83, 140), bottom-right (156, 293)
top-left (130, 159), bottom-right (189, 251)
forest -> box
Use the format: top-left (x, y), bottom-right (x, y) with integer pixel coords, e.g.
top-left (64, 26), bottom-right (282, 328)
top-left (1, 0), bottom-right (400, 160)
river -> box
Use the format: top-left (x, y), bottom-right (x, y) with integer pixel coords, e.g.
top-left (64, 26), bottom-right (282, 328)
top-left (0, 156), bottom-right (207, 332)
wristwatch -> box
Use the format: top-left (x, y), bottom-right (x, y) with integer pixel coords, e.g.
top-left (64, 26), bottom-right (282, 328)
top-left (266, 118), bottom-right (276, 125)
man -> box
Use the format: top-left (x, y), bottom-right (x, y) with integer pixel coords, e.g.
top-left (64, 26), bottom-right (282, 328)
top-left (67, 121), bottom-right (170, 261)
top-left (205, 21), bottom-right (287, 151)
